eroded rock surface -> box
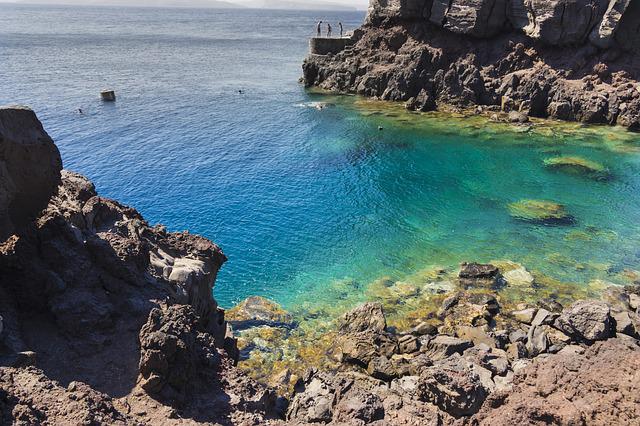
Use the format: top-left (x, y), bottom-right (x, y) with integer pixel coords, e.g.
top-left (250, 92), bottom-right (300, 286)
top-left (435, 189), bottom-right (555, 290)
top-left (0, 108), bottom-right (278, 425)
top-left (0, 106), bottom-right (62, 241)
top-left (304, 0), bottom-right (640, 128)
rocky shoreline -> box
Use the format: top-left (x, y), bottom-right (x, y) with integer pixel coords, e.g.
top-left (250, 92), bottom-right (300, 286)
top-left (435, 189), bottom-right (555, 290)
top-left (1, 105), bottom-right (640, 425)
top-left (303, 0), bottom-right (640, 129)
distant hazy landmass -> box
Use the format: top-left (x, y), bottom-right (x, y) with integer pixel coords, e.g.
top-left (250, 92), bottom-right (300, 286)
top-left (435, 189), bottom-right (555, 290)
top-left (8, 0), bottom-right (362, 10)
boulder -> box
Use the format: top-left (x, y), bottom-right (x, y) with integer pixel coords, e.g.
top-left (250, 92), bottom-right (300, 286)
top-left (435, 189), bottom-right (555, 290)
top-left (511, 308), bottom-right (537, 324)
top-left (0, 106), bottom-right (62, 241)
top-left (612, 310), bottom-right (639, 338)
top-left (137, 304), bottom-right (220, 398)
top-left (531, 308), bottom-right (557, 326)
top-left (555, 300), bottom-right (613, 343)
top-left (420, 335), bottom-right (473, 360)
top-left (417, 355), bottom-right (489, 417)
top-left (339, 302), bottom-right (387, 334)
top-left (526, 325), bottom-right (549, 357)
top-left (508, 110), bottom-right (529, 123)
top-left (338, 330), bottom-right (398, 366)
top-left (506, 341), bottom-right (528, 360)
top-left (459, 263), bottom-right (500, 280)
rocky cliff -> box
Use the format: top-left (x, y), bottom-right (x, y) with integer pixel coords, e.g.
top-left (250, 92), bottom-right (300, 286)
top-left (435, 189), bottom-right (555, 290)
top-left (303, 0), bottom-right (640, 128)
top-left (0, 106), bottom-right (280, 425)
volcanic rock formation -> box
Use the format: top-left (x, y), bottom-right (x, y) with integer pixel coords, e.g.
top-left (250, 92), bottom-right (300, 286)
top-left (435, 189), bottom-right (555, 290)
top-left (303, 0), bottom-right (640, 128)
top-left (0, 106), bottom-right (279, 425)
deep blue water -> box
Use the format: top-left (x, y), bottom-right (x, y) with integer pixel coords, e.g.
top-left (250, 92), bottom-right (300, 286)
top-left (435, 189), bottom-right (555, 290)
top-left (2, 4), bottom-right (640, 310)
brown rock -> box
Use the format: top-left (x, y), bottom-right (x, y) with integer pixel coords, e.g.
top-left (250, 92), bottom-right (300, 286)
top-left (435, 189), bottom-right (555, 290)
top-left (0, 106), bottom-right (62, 241)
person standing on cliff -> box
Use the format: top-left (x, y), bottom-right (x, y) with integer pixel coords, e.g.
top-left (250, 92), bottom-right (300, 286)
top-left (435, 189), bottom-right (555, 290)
top-left (327, 22), bottom-right (332, 38)
top-left (316, 20), bottom-right (322, 37)
top-left (339, 22), bottom-right (343, 38)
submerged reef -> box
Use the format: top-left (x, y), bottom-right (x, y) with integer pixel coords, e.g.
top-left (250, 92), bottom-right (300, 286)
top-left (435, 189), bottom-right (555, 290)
top-left (303, 0), bottom-right (640, 129)
top-left (2, 105), bottom-right (640, 425)
top-left (544, 156), bottom-right (612, 180)
top-left (507, 199), bottom-right (574, 224)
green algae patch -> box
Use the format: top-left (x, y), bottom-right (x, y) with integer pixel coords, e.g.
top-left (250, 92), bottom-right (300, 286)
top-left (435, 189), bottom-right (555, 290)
top-left (544, 156), bottom-right (611, 180)
top-left (508, 199), bottom-right (574, 225)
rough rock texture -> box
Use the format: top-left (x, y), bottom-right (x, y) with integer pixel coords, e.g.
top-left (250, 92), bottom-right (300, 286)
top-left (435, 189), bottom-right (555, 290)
top-left (555, 300), bottom-right (613, 342)
top-left (303, 0), bottom-right (640, 128)
top-left (287, 296), bottom-right (640, 426)
top-left (474, 338), bottom-right (640, 425)
top-left (0, 106), bottom-right (62, 241)
top-left (0, 107), bottom-right (278, 425)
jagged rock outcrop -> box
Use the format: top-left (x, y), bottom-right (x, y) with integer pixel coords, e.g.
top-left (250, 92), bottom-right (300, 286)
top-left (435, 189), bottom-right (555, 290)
top-left (304, 0), bottom-right (640, 128)
top-left (0, 106), bottom-right (62, 241)
top-left (0, 106), bottom-right (279, 425)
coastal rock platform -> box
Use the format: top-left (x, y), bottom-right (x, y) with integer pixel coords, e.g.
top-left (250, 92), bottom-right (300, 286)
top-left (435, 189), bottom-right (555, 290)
top-left (303, 0), bottom-right (640, 129)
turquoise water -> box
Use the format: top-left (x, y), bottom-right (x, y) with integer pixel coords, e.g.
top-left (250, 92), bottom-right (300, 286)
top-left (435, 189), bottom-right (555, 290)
top-left (2, 5), bottom-right (640, 309)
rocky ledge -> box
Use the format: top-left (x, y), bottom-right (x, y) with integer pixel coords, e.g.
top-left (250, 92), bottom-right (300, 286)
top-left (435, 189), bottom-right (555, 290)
top-left (303, 0), bottom-right (640, 129)
top-left (1, 106), bottom-right (640, 425)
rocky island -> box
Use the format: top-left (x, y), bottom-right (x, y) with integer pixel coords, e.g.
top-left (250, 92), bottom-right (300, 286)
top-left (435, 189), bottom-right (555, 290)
top-left (303, 0), bottom-right (640, 129)
top-left (1, 105), bottom-right (639, 425)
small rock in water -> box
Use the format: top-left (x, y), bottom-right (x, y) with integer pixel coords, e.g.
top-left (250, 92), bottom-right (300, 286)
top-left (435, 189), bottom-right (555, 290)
top-left (459, 263), bottom-right (500, 280)
top-left (226, 296), bottom-right (294, 331)
top-left (100, 90), bottom-right (116, 102)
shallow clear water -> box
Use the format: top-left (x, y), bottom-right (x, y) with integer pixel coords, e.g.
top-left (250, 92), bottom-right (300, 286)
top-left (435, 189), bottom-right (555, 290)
top-left (2, 4), bottom-right (640, 309)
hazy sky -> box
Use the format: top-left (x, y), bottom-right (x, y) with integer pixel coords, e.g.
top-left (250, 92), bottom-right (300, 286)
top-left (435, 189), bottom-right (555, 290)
top-left (0, 0), bottom-right (370, 9)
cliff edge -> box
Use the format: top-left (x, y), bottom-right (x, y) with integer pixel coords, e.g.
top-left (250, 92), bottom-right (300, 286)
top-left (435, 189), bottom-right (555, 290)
top-left (303, 0), bottom-right (640, 128)
top-left (0, 106), bottom-right (280, 425)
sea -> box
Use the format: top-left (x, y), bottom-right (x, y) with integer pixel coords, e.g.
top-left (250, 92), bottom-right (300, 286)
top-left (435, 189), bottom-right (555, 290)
top-left (2, 4), bottom-right (640, 311)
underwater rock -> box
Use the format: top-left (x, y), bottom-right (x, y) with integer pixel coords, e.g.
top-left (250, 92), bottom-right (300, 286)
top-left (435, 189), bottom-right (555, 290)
top-left (543, 156), bottom-right (611, 180)
top-left (502, 267), bottom-right (534, 287)
top-left (508, 199), bottom-right (574, 225)
top-left (226, 296), bottom-right (294, 330)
